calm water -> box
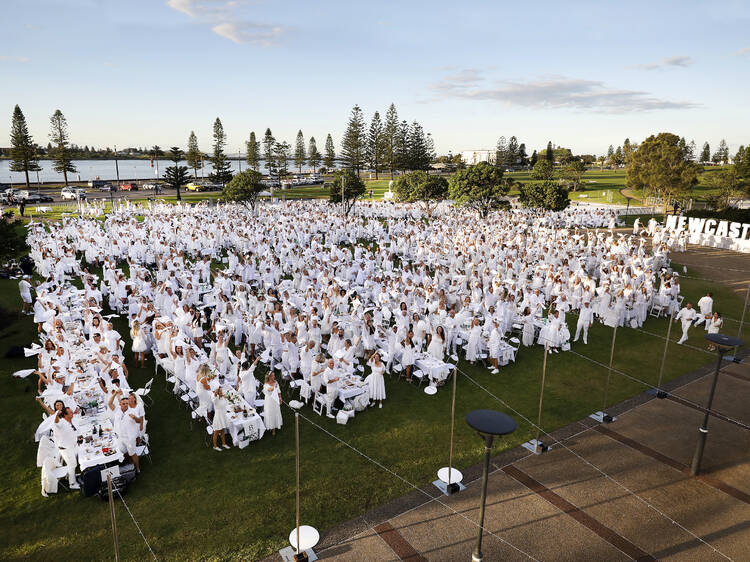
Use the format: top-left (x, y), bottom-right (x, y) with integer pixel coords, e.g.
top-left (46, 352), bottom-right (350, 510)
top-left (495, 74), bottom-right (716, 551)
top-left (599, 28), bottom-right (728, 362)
top-left (0, 158), bottom-right (323, 184)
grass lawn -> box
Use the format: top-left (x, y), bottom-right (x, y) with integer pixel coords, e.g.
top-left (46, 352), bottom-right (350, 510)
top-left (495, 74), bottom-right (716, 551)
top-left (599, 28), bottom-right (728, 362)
top-left (1, 238), bottom-right (748, 560)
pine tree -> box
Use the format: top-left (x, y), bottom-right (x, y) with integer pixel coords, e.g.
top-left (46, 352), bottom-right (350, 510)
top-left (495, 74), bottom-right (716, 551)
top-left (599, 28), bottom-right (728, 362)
top-left (383, 103), bottom-right (399, 179)
top-left (164, 147), bottom-right (190, 201)
top-left (495, 136), bottom-right (507, 168)
top-left (263, 128), bottom-right (276, 178)
top-left (518, 143), bottom-right (528, 166)
top-left (294, 130), bottom-right (306, 173)
top-left (365, 111), bottom-right (383, 179)
top-left (209, 117), bottom-right (233, 184)
top-left (687, 140), bottom-right (697, 162)
top-left (530, 150), bottom-right (538, 167)
top-left (9, 105), bottom-right (40, 188)
top-left (308, 137), bottom-right (321, 173)
top-left (273, 141), bottom-right (291, 184)
top-left (394, 120), bottom-right (410, 172)
top-left (324, 134), bottom-right (335, 170)
top-left (714, 139), bottom-right (729, 164)
top-left (506, 136), bottom-right (519, 168)
top-left (700, 142), bottom-right (711, 163)
top-left (341, 105), bottom-right (366, 174)
top-left (186, 131), bottom-right (202, 178)
top-left (49, 109), bottom-right (76, 186)
top-left (546, 141), bottom-right (554, 163)
top-left (408, 121), bottom-right (432, 171)
top-left (245, 131), bottom-right (260, 171)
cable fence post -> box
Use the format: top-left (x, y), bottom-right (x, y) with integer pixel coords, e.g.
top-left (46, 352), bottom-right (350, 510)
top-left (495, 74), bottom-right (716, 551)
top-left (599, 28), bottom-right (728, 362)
top-left (107, 473), bottom-right (121, 562)
top-left (655, 310), bottom-right (675, 397)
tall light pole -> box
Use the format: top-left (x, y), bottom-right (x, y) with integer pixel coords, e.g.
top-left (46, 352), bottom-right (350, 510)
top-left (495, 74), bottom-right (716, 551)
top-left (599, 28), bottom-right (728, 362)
top-left (114, 145), bottom-right (120, 184)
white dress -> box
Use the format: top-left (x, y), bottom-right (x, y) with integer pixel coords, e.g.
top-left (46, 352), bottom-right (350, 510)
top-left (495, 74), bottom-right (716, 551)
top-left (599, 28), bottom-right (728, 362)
top-left (365, 362), bottom-right (386, 401)
top-left (522, 315), bottom-right (535, 347)
top-left (211, 394), bottom-right (229, 431)
top-left (401, 343), bottom-right (415, 367)
top-left (263, 382), bottom-right (283, 430)
top-left (466, 326), bottom-right (482, 361)
top-left (427, 335), bottom-right (444, 360)
top-left (131, 328), bottom-right (147, 353)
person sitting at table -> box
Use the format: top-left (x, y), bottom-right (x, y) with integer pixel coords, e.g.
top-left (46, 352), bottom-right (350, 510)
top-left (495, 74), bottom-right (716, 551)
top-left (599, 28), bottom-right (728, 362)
top-left (52, 406), bottom-right (80, 490)
top-left (365, 351), bottom-right (386, 408)
top-left (107, 390), bottom-right (141, 473)
top-left (127, 393), bottom-right (147, 445)
top-left (211, 387), bottom-right (231, 450)
top-left (263, 372), bottom-right (283, 434)
top-left (322, 358), bottom-right (340, 418)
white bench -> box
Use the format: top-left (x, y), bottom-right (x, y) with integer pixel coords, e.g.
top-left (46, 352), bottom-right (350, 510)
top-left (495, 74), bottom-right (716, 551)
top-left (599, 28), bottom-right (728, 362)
top-left (36, 206), bottom-right (53, 214)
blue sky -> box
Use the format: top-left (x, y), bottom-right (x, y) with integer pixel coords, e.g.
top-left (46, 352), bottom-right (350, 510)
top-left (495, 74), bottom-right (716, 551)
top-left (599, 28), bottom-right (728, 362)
top-left (1, 0), bottom-right (749, 157)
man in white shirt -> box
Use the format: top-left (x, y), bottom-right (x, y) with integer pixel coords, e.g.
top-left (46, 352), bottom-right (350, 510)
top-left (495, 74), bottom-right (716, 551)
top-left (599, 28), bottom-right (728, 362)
top-left (19, 276), bottom-right (33, 315)
top-left (322, 359), bottom-right (339, 418)
top-left (675, 303), bottom-right (698, 344)
top-left (693, 292), bottom-right (713, 329)
top-left (574, 301), bottom-right (594, 344)
top-left (108, 391), bottom-right (141, 472)
top-left (52, 407), bottom-right (80, 489)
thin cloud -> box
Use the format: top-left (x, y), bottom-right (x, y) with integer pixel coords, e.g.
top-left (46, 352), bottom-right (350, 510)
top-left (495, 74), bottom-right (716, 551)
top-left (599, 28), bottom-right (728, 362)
top-left (0, 55), bottom-right (30, 63)
top-left (166, 0), bottom-right (284, 45)
top-left (429, 71), bottom-right (699, 113)
top-left (736, 47), bottom-right (750, 56)
top-left (633, 55), bottom-right (694, 70)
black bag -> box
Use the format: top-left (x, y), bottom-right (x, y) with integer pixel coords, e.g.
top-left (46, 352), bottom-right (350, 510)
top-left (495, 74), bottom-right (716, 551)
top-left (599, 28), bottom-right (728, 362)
top-left (5, 346), bottom-right (24, 358)
top-left (77, 466), bottom-right (102, 497)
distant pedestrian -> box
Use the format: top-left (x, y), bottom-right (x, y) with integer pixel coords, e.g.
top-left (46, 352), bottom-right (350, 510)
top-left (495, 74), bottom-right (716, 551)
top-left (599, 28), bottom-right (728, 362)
top-left (18, 201), bottom-right (25, 216)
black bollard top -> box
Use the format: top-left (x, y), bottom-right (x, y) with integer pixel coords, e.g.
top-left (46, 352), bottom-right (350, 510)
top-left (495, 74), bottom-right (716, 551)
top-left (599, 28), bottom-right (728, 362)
top-left (466, 409), bottom-right (517, 436)
top-left (705, 333), bottom-right (744, 348)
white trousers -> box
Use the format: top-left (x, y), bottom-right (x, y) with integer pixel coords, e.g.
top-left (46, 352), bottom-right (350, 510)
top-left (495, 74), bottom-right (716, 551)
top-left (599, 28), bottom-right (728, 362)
top-left (574, 322), bottom-right (589, 344)
top-left (59, 448), bottom-right (77, 486)
top-left (678, 324), bottom-right (690, 344)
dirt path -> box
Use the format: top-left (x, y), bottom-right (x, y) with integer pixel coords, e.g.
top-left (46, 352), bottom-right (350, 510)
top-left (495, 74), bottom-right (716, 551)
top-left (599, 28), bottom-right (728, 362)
top-left (620, 187), bottom-right (642, 203)
top-left (673, 245), bottom-right (750, 293)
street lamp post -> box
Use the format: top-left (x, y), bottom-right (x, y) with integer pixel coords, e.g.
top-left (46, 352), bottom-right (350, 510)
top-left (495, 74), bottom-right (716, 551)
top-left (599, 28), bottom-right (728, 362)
top-left (466, 410), bottom-right (517, 562)
top-left (690, 333), bottom-right (744, 475)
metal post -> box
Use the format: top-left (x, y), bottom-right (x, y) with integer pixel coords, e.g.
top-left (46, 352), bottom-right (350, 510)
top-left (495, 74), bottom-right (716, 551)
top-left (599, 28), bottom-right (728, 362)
top-left (472, 434), bottom-right (493, 562)
top-left (737, 284), bottom-right (749, 339)
top-left (295, 412), bottom-right (301, 556)
top-left (601, 325), bottom-right (617, 415)
top-left (534, 342), bottom-right (549, 451)
top-left (447, 368), bottom-right (457, 485)
top-left (107, 474), bottom-right (120, 562)
top-left (656, 310), bottom-right (675, 393)
top-left (341, 176), bottom-right (345, 219)
top-left (690, 349), bottom-right (725, 475)
top-left (114, 146), bottom-right (120, 184)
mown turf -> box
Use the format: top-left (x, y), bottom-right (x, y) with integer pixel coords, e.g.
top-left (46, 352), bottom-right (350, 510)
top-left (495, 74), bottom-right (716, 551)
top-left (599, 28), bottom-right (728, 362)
top-left (0, 249), bottom-right (747, 560)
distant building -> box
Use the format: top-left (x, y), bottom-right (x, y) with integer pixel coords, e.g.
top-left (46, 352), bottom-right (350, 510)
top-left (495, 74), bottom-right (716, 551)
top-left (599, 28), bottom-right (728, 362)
top-left (461, 150), bottom-right (496, 165)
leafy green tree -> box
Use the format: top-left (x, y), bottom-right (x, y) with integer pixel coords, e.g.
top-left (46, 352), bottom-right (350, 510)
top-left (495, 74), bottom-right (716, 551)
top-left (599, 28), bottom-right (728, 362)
top-left (49, 109), bottom-right (76, 186)
top-left (323, 134), bottom-right (336, 170)
top-left (273, 141), bottom-right (291, 185)
top-left (341, 105), bottom-right (366, 174)
top-left (701, 167), bottom-right (743, 210)
top-left (223, 169), bottom-right (266, 211)
top-left (383, 103), bottom-right (399, 178)
top-left (626, 132), bottom-right (700, 213)
top-left (294, 130), bottom-right (306, 172)
top-left (531, 159), bottom-right (555, 180)
top-left (186, 131), bottom-right (202, 178)
top-left (713, 139), bottom-right (729, 164)
top-left (308, 136), bottom-right (321, 173)
top-left (700, 142), bottom-right (711, 163)
top-left (529, 149), bottom-right (538, 167)
top-left (392, 170), bottom-right (448, 216)
top-left (9, 104), bottom-right (40, 188)
top-left (365, 111), bottom-right (383, 179)
top-left (209, 118), bottom-right (233, 184)
top-left (329, 168), bottom-right (366, 216)
top-left (163, 147), bottom-right (190, 200)
top-left (545, 141), bottom-right (554, 163)
top-left (561, 159), bottom-right (586, 191)
top-left (734, 145), bottom-right (750, 188)
top-left (245, 131), bottom-right (260, 171)
top-left (447, 161), bottom-right (513, 218)
top-left (622, 138), bottom-right (634, 169)
top-left (519, 180), bottom-right (570, 210)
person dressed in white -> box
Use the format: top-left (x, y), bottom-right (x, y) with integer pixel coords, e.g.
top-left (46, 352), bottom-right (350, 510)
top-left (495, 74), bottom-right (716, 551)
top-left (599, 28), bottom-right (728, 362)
top-left (693, 292), bottom-right (713, 329)
top-left (574, 301), bottom-right (594, 345)
top-left (19, 276), bottom-right (33, 315)
top-left (706, 312), bottom-right (724, 351)
top-left (365, 352), bottom-right (386, 408)
top-left (108, 390), bottom-right (141, 473)
top-left (487, 319), bottom-right (503, 374)
top-left (675, 303), bottom-right (698, 345)
top-left (522, 307), bottom-right (536, 347)
top-left (237, 357), bottom-right (261, 406)
top-left (52, 406), bottom-right (80, 489)
top-left (263, 372), bottom-right (283, 434)
top-left (130, 320), bottom-right (147, 368)
top-left (210, 387), bottom-right (230, 450)
top-left (465, 318), bottom-right (483, 363)
top-left (322, 359), bottom-right (340, 418)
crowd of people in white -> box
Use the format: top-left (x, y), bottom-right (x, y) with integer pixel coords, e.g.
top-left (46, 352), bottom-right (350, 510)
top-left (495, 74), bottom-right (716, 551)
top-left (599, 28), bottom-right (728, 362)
top-left (20, 198), bottom-right (724, 496)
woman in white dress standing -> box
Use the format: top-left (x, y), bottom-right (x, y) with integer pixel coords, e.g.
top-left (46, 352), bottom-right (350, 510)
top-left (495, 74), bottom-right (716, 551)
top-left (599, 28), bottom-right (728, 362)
top-left (195, 364), bottom-right (214, 419)
top-left (365, 351), bottom-right (386, 408)
top-left (522, 307), bottom-right (535, 347)
top-left (130, 320), bottom-right (147, 368)
top-left (263, 373), bottom-right (283, 435)
top-left (466, 318), bottom-right (482, 364)
top-left (210, 387), bottom-right (231, 451)
top-left (427, 325), bottom-right (446, 361)
top-left (706, 312), bottom-right (723, 351)
top-left (400, 331), bottom-right (415, 382)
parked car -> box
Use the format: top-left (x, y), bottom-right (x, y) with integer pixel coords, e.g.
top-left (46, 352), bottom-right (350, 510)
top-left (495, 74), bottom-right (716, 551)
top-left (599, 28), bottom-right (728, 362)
top-left (88, 179), bottom-right (107, 188)
top-left (186, 182), bottom-right (208, 192)
top-left (100, 183), bottom-right (117, 192)
top-left (120, 182), bottom-right (139, 191)
top-left (61, 187), bottom-right (87, 200)
top-left (142, 182), bottom-right (161, 191)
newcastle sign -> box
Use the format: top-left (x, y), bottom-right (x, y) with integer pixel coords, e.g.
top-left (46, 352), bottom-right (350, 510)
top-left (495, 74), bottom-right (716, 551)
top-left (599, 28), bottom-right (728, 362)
top-left (664, 215), bottom-right (750, 252)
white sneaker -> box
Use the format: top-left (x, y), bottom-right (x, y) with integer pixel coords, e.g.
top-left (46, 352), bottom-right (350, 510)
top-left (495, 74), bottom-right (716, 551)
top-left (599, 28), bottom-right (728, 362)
top-left (222, 444), bottom-right (231, 449)
top-left (379, 403), bottom-right (382, 408)
top-left (213, 446), bottom-right (222, 451)
top-left (326, 414), bottom-right (335, 419)
top-left (70, 483), bottom-right (80, 490)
